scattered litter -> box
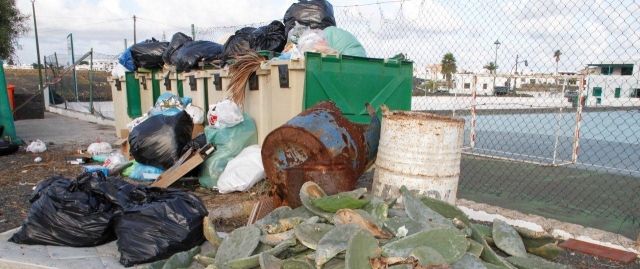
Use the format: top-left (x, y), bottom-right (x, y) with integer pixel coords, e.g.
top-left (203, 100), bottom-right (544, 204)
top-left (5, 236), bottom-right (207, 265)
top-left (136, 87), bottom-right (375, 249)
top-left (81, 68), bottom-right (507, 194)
top-left (33, 157), bottom-right (42, 163)
top-left (217, 145), bottom-right (265, 193)
top-left (87, 142), bottom-right (112, 155)
top-left (184, 104), bottom-right (205, 124)
top-left (207, 99), bottom-right (244, 128)
top-left (199, 113), bottom-right (257, 188)
top-left (26, 139), bottom-right (46, 153)
top-left (102, 152), bottom-right (127, 170)
top-left (124, 161), bottom-right (164, 181)
top-left (83, 165), bottom-right (110, 176)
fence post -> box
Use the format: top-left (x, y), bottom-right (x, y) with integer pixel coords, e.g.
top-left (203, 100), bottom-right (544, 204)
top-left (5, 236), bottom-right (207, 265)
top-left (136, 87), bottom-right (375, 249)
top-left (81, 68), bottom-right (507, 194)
top-left (571, 75), bottom-right (585, 163)
top-left (470, 75), bottom-right (477, 149)
top-left (0, 60), bottom-right (19, 143)
top-left (552, 75), bottom-right (565, 165)
top-left (89, 48), bottom-right (94, 114)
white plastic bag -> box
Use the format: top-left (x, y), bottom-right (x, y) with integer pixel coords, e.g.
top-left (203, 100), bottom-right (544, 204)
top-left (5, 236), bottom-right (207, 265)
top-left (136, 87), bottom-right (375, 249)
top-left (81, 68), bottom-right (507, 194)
top-left (217, 145), bottom-right (265, 193)
top-left (207, 100), bottom-right (244, 128)
top-left (26, 140), bottom-right (47, 153)
top-left (185, 104), bottom-right (204, 124)
top-left (87, 142), bottom-right (112, 156)
top-left (102, 152), bottom-right (128, 170)
top-left (111, 63), bottom-right (127, 78)
top-left (297, 29), bottom-right (337, 55)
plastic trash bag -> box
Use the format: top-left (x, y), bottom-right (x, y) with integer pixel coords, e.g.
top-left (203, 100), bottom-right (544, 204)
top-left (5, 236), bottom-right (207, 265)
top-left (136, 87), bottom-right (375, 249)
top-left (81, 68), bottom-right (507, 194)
top-left (163, 32), bottom-right (193, 65)
top-left (0, 141), bottom-right (19, 156)
top-left (297, 29), bottom-right (337, 55)
top-left (111, 62), bottom-right (128, 77)
top-left (185, 104), bottom-right (205, 124)
top-left (252, 20), bottom-right (287, 52)
top-left (323, 26), bottom-right (367, 57)
top-left (127, 161), bottom-right (164, 181)
top-left (221, 27), bottom-right (256, 61)
top-left (103, 152), bottom-right (128, 170)
top-left (26, 139), bottom-right (46, 153)
top-left (287, 22), bottom-right (311, 44)
top-left (174, 40), bottom-right (223, 72)
top-left (218, 145), bottom-right (265, 193)
top-left (130, 39), bottom-right (169, 69)
top-left (114, 187), bottom-right (208, 266)
top-left (87, 142), bottom-right (112, 156)
top-left (284, 0), bottom-right (336, 36)
top-left (128, 111), bottom-right (194, 169)
top-left (127, 114), bottom-right (149, 131)
top-left (207, 99), bottom-right (244, 128)
top-left (9, 173), bottom-right (121, 247)
top-left (199, 114), bottom-right (258, 188)
top-left (118, 48), bottom-right (136, 71)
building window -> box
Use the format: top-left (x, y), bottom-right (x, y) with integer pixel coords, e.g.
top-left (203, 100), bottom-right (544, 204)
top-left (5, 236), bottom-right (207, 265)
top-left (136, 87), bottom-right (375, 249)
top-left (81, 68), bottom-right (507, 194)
top-left (614, 88), bottom-right (621, 98)
top-left (464, 83), bottom-right (470, 89)
top-left (482, 83), bottom-right (488, 89)
top-left (521, 78), bottom-right (526, 83)
top-left (601, 66), bottom-right (613, 75)
top-left (530, 79), bottom-right (536, 84)
top-left (632, 89), bottom-right (640, 98)
top-left (621, 66), bottom-right (633, 76)
top-left (592, 87), bottom-right (602, 97)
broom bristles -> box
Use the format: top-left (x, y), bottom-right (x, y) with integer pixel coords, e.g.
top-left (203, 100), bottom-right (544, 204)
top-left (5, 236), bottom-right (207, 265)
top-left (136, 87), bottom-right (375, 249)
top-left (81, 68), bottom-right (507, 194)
top-left (228, 51), bottom-right (263, 106)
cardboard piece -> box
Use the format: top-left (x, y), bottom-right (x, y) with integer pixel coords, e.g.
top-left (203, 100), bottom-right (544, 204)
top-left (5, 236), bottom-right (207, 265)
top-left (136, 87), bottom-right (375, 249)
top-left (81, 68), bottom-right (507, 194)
top-left (192, 124), bottom-right (204, 139)
top-left (151, 144), bottom-right (215, 188)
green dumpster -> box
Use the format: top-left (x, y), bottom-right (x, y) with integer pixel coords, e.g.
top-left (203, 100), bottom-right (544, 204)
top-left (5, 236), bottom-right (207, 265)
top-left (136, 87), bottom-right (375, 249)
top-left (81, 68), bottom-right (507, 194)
top-left (303, 52), bottom-right (413, 123)
top-left (125, 72), bottom-right (142, 118)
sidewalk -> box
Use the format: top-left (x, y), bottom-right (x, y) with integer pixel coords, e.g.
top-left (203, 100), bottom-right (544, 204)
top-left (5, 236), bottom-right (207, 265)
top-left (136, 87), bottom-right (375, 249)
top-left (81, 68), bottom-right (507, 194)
top-left (14, 112), bottom-right (118, 146)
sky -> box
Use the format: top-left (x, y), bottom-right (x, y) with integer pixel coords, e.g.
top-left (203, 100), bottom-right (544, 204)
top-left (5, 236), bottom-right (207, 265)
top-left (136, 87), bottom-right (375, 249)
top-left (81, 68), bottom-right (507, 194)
top-left (13, 0), bottom-right (640, 75)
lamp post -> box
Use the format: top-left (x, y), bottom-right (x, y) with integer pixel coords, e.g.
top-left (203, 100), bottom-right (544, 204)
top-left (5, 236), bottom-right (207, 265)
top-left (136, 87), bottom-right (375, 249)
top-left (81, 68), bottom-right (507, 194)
top-left (512, 54), bottom-right (528, 91)
top-left (493, 40), bottom-right (501, 94)
top-left (31, 0), bottom-right (43, 91)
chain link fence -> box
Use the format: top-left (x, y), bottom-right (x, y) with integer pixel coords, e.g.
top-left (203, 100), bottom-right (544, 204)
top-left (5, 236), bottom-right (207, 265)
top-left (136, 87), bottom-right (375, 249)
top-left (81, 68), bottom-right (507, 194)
top-left (197, 0), bottom-right (640, 239)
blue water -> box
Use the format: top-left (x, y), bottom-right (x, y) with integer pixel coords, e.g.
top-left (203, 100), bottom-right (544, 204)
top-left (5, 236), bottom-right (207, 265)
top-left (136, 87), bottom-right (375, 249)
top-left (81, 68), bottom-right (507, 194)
top-left (459, 111), bottom-right (640, 176)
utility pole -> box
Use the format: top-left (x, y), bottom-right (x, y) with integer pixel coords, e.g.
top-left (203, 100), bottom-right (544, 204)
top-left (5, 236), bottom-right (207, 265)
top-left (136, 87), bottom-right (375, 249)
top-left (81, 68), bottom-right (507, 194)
top-left (31, 0), bottom-right (43, 91)
top-left (493, 40), bottom-right (501, 95)
top-left (513, 54), bottom-right (519, 92)
top-left (133, 15), bottom-right (137, 44)
top-left (162, 31), bottom-right (166, 42)
top-left (124, 38), bottom-right (127, 50)
top-left (191, 24), bottom-right (196, 40)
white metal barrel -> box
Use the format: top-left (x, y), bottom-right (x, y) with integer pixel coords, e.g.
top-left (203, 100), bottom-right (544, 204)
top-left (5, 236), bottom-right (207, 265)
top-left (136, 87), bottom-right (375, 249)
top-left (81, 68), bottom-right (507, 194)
top-left (372, 111), bottom-right (465, 204)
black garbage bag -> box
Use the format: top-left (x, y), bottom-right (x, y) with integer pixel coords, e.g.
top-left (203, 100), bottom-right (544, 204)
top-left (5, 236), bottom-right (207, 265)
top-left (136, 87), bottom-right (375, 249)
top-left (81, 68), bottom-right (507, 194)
top-left (130, 38), bottom-right (169, 69)
top-left (114, 187), bottom-right (208, 266)
top-left (174, 40), bottom-right (223, 72)
top-left (9, 173), bottom-right (120, 247)
top-left (252, 20), bottom-right (287, 52)
top-left (129, 111), bottom-right (194, 169)
top-left (163, 32), bottom-right (193, 66)
top-left (221, 27), bottom-right (256, 61)
top-left (0, 141), bottom-right (19, 156)
top-left (283, 0), bottom-right (336, 35)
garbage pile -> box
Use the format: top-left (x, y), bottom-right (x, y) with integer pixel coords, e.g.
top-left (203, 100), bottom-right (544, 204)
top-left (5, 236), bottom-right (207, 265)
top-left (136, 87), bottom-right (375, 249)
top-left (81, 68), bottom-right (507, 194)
top-left (113, 0), bottom-right (366, 75)
top-left (184, 182), bottom-right (569, 269)
top-left (9, 172), bottom-right (208, 267)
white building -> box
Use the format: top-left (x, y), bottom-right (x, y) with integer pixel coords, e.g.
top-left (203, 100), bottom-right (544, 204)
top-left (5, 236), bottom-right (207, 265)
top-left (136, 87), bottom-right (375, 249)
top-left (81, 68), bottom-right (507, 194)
top-left (451, 72), bottom-right (579, 96)
top-left (584, 61), bottom-right (640, 106)
top-left (76, 59), bottom-right (115, 72)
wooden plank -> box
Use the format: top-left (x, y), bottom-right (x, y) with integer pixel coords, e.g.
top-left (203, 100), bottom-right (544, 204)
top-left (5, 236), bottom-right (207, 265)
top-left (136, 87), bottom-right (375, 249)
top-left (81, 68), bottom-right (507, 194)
top-left (559, 239), bottom-right (637, 264)
top-left (151, 145), bottom-right (215, 188)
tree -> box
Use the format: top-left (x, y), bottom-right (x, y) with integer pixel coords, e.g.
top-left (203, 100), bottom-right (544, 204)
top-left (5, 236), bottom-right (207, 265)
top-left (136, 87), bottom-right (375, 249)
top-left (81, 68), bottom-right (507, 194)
top-left (441, 52), bottom-right (457, 89)
top-left (0, 0), bottom-right (30, 61)
top-left (31, 62), bottom-right (43, 69)
top-left (484, 62), bottom-right (498, 74)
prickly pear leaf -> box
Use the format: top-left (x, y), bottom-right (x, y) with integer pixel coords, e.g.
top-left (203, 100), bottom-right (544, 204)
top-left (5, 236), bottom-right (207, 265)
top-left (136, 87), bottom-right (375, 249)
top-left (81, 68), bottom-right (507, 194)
top-left (364, 197), bottom-right (389, 223)
top-left (255, 206), bottom-right (293, 225)
top-left (294, 223), bottom-right (334, 250)
top-left (225, 238), bottom-right (296, 269)
top-left (467, 239), bottom-right (484, 257)
top-left (300, 181), bottom-right (334, 220)
top-left (204, 216), bottom-right (223, 249)
top-left (214, 225), bottom-right (261, 268)
top-left (311, 195), bottom-right (370, 213)
top-left (525, 243), bottom-right (564, 260)
top-left (334, 209), bottom-right (393, 239)
top-left (384, 216), bottom-right (433, 237)
top-left (316, 224), bottom-right (362, 267)
top-left (452, 253), bottom-right (487, 269)
top-left (160, 246), bottom-right (200, 269)
top-left (420, 196), bottom-right (472, 224)
top-left (410, 246), bottom-right (447, 266)
top-left (382, 228), bottom-right (468, 263)
top-left (505, 254), bottom-right (570, 269)
top-left (470, 225), bottom-right (517, 269)
top-left (493, 219), bottom-right (527, 257)
top-left (399, 186), bottom-right (452, 228)
top-left (258, 253), bottom-right (283, 269)
top-left (346, 230), bottom-right (380, 269)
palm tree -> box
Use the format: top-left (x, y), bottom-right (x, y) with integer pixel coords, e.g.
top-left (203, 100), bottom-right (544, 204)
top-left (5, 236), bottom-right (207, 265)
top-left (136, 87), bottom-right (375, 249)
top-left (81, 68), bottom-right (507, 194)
top-left (484, 62), bottom-right (498, 74)
top-left (441, 53), bottom-right (457, 89)
top-left (553, 50), bottom-right (562, 75)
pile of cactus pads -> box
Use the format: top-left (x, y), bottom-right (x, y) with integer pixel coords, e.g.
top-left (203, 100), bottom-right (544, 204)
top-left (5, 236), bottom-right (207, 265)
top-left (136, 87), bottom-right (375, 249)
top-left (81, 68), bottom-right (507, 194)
top-left (159, 182), bottom-right (571, 269)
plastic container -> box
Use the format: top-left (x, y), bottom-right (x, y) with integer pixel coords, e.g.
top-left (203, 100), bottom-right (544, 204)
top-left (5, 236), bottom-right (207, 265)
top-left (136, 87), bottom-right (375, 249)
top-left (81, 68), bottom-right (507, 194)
top-left (178, 70), bottom-right (208, 110)
top-left (168, 72), bottom-right (184, 98)
top-left (124, 72), bottom-right (142, 118)
top-left (154, 69), bottom-right (172, 95)
top-left (108, 75), bottom-right (133, 138)
top-left (243, 65), bottom-right (273, 143)
top-left (134, 71), bottom-right (159, 113)
top-left (372, 111), bottom-right (465, 205)
top-left (6, 84), bottom-right (15, 110)
top-left (205, 69), bottom-right (228, 108)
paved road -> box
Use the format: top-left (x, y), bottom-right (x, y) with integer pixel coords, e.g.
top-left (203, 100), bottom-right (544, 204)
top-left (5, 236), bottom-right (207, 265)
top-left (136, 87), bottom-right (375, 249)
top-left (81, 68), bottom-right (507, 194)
top-left (15, 112), bottom-right (118, 146)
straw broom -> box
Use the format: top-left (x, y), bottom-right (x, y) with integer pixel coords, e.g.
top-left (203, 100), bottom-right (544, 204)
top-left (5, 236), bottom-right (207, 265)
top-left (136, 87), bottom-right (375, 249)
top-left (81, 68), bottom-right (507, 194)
top-left (228, 51), bottom-right (263, 105)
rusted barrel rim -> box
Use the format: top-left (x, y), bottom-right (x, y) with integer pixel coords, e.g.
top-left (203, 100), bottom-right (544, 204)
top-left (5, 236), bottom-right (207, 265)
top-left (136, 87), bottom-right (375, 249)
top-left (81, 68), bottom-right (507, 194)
top-left (383, 110), bottom-right (465, 125)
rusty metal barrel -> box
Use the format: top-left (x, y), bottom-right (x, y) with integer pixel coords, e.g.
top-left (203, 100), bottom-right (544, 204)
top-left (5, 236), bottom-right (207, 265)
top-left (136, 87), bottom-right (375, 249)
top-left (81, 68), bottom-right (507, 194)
top-left (261, 102), bottom-right (380, 205)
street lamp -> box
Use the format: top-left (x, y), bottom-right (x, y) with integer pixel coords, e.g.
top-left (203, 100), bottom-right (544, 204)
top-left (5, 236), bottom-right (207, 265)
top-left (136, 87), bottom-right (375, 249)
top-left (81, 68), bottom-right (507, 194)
top-left (493, 40), bottom-right (501, 94)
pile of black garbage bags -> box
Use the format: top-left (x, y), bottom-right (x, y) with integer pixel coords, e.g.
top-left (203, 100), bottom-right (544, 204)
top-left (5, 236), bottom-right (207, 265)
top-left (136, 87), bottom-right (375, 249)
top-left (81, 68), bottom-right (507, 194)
top-left (118, 0), bottom-right (337, 72)
top-left (9, 172), bottom-right (208, 267)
